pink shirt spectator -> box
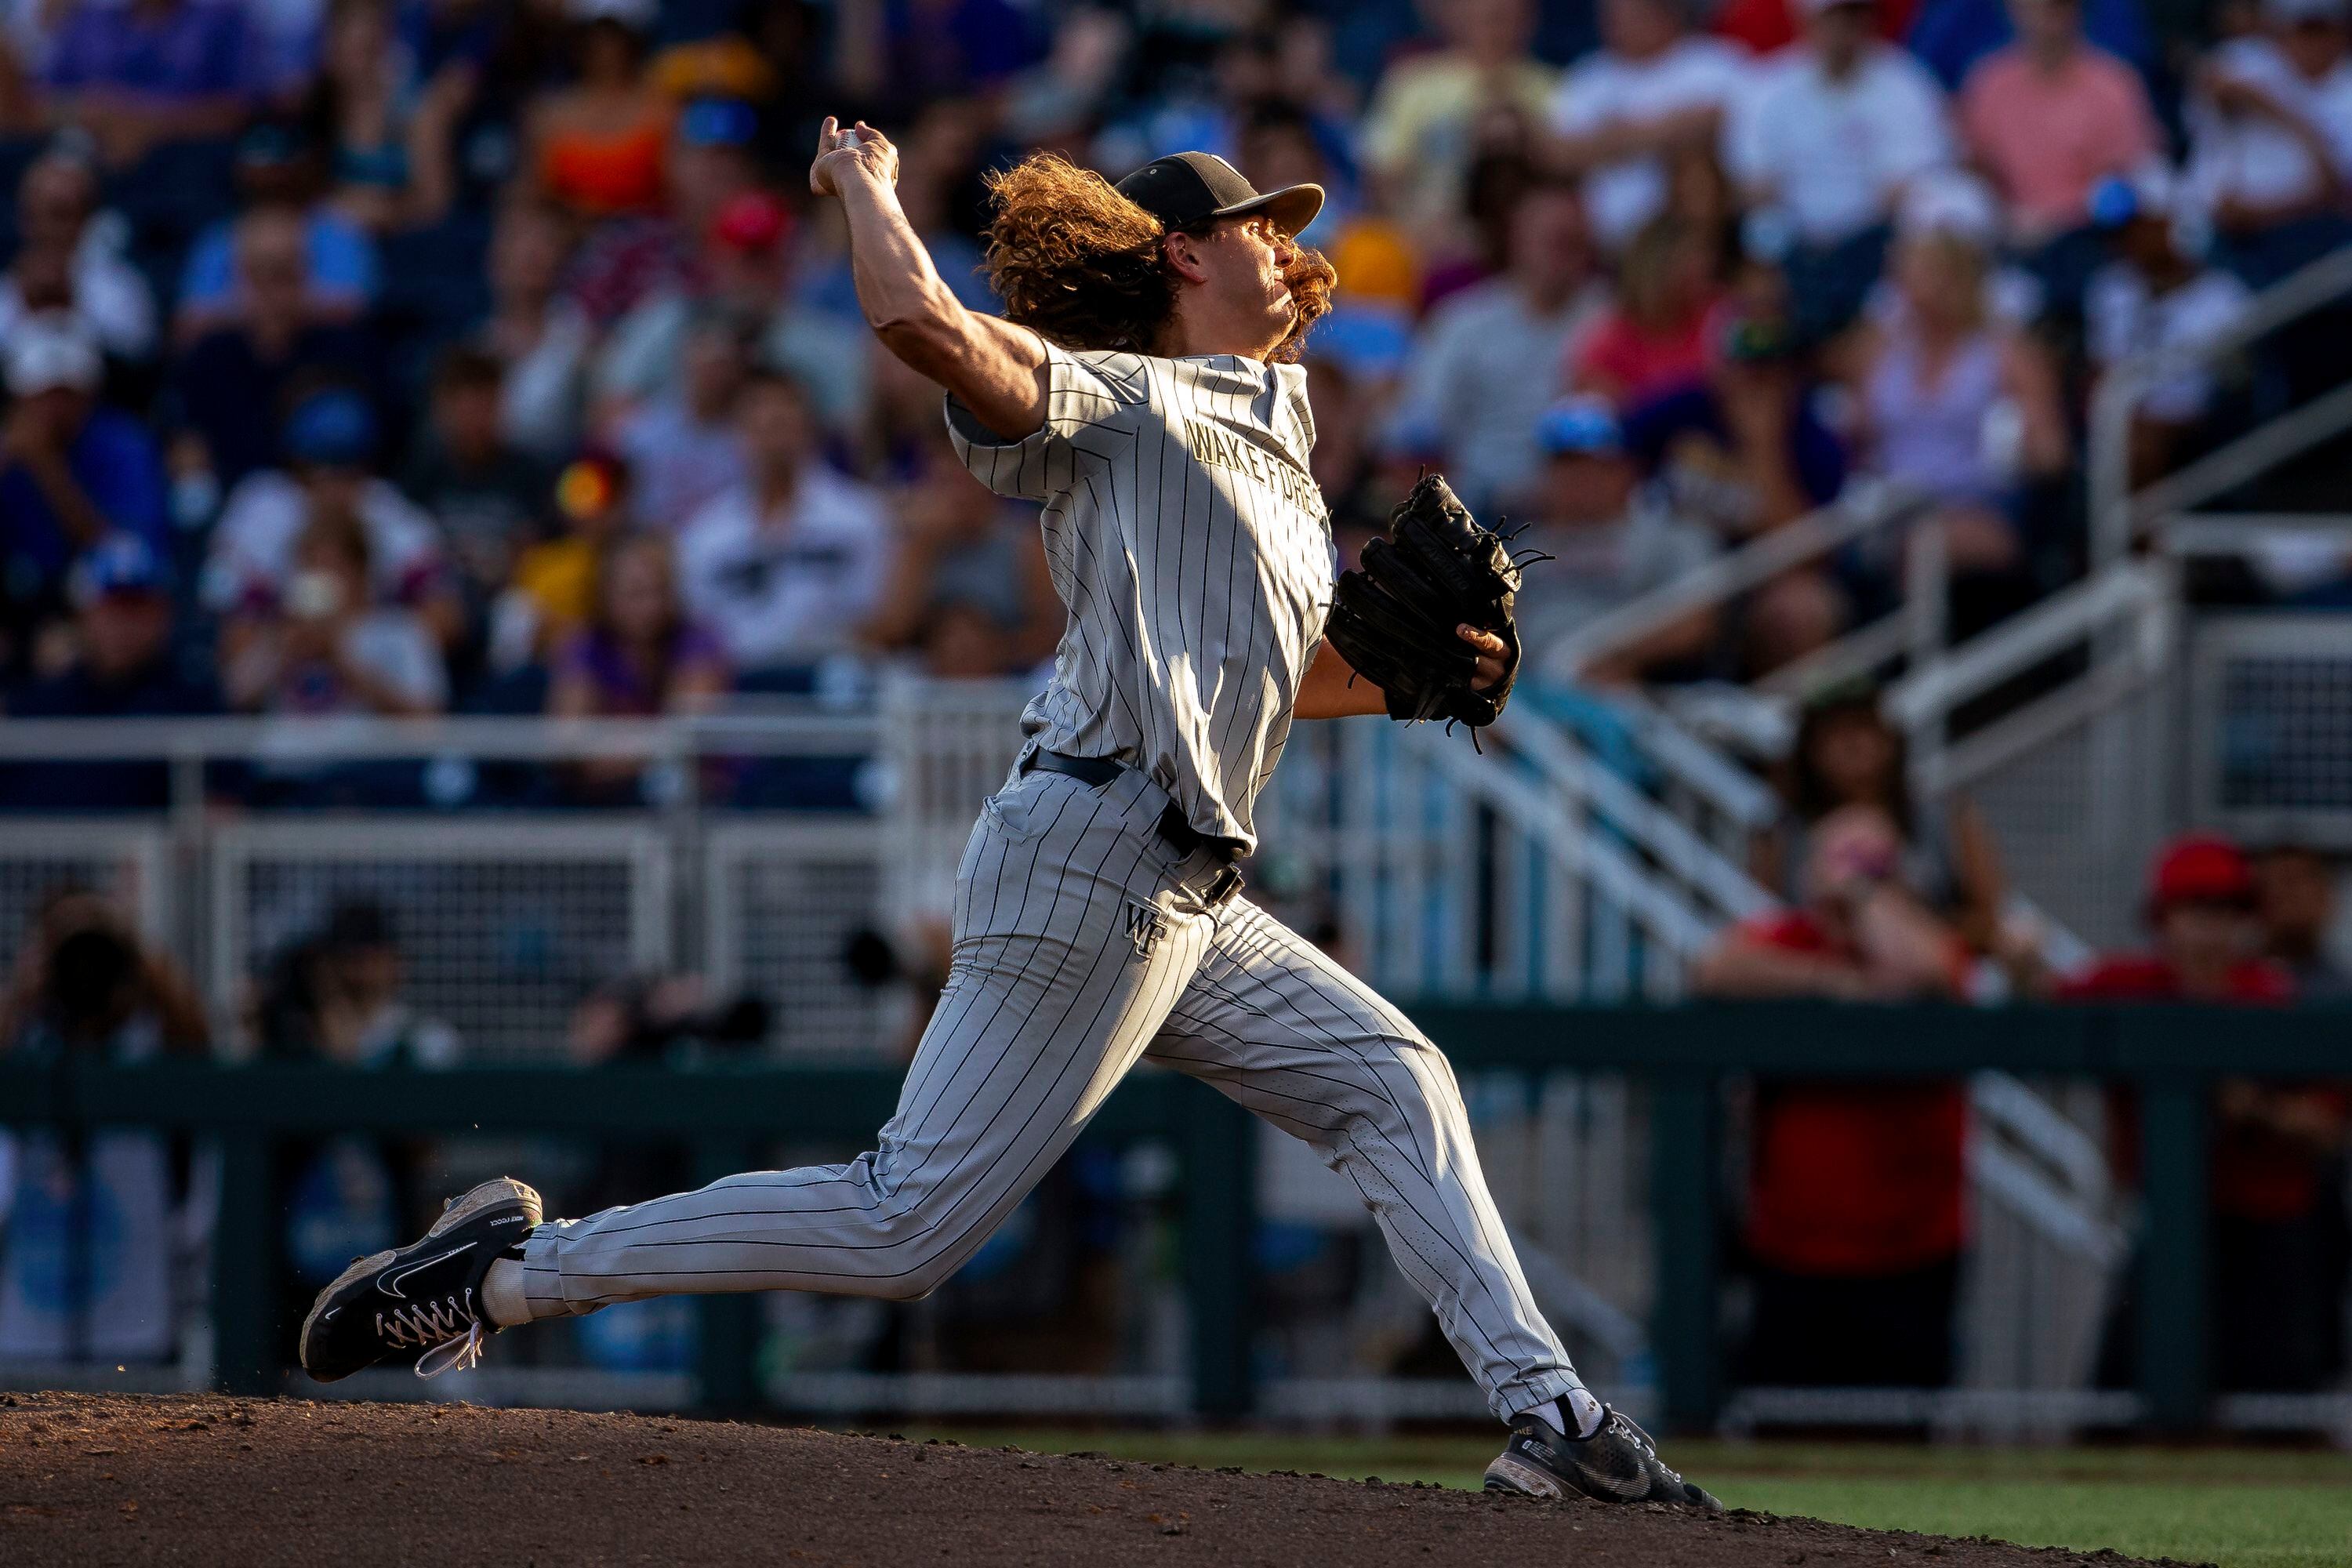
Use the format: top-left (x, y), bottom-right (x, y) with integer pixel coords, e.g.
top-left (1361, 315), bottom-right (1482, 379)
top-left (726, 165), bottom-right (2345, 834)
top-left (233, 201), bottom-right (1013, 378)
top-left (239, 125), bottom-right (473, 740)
top-left (1960, 45), bottom-right (2161, 238)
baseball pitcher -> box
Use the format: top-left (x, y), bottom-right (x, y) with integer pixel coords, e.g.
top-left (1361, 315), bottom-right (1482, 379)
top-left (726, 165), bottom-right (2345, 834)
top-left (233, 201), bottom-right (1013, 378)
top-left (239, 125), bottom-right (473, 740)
top-left (299, 118), bottom-right (1717, 1509)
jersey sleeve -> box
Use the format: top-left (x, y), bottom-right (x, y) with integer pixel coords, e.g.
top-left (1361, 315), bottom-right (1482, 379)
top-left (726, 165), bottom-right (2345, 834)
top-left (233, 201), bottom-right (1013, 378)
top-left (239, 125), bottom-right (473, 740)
top-left (943, 341), bottom-right (1149, 502)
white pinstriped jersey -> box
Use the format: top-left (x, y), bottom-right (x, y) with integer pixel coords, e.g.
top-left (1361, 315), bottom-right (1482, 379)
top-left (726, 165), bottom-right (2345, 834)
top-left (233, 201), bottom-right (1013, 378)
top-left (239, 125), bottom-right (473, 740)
top-left (945, 343), bottom-right (1334, 852)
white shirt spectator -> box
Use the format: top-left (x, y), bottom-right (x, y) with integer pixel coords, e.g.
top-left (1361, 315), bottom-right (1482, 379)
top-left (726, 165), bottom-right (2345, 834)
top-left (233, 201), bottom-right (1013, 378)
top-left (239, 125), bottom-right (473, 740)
top-left (677, 465), bottom-right (891, 670)
top-left (1725, 44), bottom-right (1953, 245)
top-left (2085, 263), bottom-right (2252, 423)
top-left (492, 300), bottom-right (593, 462)
top-left (1386, 276), bottom-right (1611, 515)
top-left (2187, 38), bottom-right (2344, 212)
top-left (1551, 38), bottom-right (1754, 251)
top-left (617, 397), bottom-right (748, 532)
top-left (596, 293), bottom-right (873, 435)
top-left (202, 471), bottom-right (446, 615)
top-left (0, 213), bottom-right (158, 362)
top-left (266, 607), bottom-right (449, 717)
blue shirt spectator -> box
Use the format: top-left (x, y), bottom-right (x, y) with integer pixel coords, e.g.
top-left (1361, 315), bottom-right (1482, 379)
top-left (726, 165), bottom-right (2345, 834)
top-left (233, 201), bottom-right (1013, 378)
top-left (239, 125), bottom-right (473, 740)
top-left (0, 318), bottom-right (169, 612)
top-left (168, 207), bottom-right (385, 488)
top-left (3, 535), bottom-right (220, 811)
top-left (179, 209), bottom-right (381, 324)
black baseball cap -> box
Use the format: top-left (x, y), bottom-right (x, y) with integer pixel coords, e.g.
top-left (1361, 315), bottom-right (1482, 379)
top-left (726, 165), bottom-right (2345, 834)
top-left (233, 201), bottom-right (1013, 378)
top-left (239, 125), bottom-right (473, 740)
top-left (1113, 151), bottom-right (1323, 237)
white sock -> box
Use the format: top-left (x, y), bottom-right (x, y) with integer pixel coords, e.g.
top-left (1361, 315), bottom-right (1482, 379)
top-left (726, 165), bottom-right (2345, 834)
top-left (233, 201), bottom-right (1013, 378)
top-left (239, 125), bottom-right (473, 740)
top-left (1524, 1388), bottom-right (1605, 1439)
top-left (480, 1256), bottom-right (531, 1328)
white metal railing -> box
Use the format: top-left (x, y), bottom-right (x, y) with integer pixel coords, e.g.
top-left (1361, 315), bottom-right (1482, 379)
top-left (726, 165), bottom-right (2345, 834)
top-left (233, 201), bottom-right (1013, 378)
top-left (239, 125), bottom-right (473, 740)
top-left (2088, 242), bottom-right (2352, 566)
top-left (1541, 478), bottom-right (1933, 690)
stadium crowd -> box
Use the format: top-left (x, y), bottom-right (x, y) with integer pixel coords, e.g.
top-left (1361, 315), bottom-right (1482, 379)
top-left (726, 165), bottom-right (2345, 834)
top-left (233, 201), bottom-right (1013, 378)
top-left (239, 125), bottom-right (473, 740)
top-left (2, 0), bottom-right (2351, 1399)
top-left (2, 0), bottom-right (2352, 772)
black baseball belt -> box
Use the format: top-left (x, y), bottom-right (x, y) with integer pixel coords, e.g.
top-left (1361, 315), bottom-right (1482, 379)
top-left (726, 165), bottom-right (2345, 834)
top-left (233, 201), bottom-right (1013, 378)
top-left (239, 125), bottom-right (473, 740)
top-left (1019, 749), bottom-right (1247, 872)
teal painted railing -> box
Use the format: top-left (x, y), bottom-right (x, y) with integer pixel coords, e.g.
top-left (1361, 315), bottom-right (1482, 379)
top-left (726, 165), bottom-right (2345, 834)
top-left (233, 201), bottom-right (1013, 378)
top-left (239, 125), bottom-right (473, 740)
top-left (8, 1001), bottom-right (2348, 1431)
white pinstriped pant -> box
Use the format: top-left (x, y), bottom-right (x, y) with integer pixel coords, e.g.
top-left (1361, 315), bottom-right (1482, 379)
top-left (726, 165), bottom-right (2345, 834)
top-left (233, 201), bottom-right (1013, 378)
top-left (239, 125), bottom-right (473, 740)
top-left (521, 761), bottom-right (1584, 1420)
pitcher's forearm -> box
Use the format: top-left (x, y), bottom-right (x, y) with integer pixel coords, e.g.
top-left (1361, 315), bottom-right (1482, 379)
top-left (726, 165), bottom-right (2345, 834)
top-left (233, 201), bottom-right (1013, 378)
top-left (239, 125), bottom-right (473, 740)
top-left (838, 176), bottom-right (962, 347)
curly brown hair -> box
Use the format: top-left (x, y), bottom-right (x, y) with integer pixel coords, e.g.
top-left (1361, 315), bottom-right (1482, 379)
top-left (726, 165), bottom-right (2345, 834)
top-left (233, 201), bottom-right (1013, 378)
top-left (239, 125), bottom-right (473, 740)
top-left (981, 153), bottom-right (1336, 363)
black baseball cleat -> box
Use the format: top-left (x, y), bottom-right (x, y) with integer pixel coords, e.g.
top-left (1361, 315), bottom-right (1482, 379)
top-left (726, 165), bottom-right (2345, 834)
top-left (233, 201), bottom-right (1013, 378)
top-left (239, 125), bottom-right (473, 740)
top-left (1483, 1402), bottom-right (1722, 1509)
top-left (299, 1177), bottom-right (541, 1383)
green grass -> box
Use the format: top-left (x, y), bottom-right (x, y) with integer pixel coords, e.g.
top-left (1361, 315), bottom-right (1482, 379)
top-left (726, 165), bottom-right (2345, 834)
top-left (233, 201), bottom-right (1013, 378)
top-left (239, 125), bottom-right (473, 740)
top-left (847, 1427), bottom-right (2352, 1568)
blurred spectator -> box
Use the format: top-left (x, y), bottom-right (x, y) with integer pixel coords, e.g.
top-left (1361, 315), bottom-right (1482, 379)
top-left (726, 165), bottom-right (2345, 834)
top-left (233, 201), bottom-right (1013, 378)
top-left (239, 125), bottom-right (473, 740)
top-left (1546, 0), bottom-right (1752, 254)
top-left (221, 505), bottom-right (448, 717)
top-left (0, 885), bottom-right (209, 1365)
top-left (3, 535), bottom-right (218, 810)
top-left (1000, 6), bottom-right (1131, 149)
top-left (477, 198), bottom-right (593, 462)
top-left (0, 145), bottom-right (158, 361)
top-left (496, 449), bottom-right (634, 671)
top-left (8, 532), bottom-right (208, 717)
top-left (547, 529), bottom-right (728, 801)
top-left (567, 971), bottom-right (769, 1068)
top-left (1695, 804), bottom-right (1970, 1390)
top-left (1831, 179), bottom-right (2069, 603)
top-left (169, 205), bottom-right (385, 488)
top-left (832, 0), bottom-right (1043, 120)
top-left (678, 369), bottom-right (887, 676)
top-left (1909, 0), bottom-right (2154, 93)
top-left (0, 885), bottom-right (207, 1057)
top-left (866, 439), bottom-right (1059, 677)
top-left (525, 0), bottom-right (670, 220)
top-left (1514, 395), bottom-right (1719, 677)
top-left (1754, 685), bottom-right (2009, 952)
top-left (615, 311), bottom-right (751, 529)
top-left (1957, 0), bottom-right (2161, 262)
top-left (2084, 165), bottom-right (2255, 488)
top-left (1361, 0), bottom-right (1558, 249)
top-left (255, 897), bottom-right (459, 1331)
top-left (1621, 256), bottom-right (1849, 546)
top-left (1385, 177), bottom-right (1606, 514)
top-left (301, 0), bottom-right (474, 234)
top-left (2187, 0), bottom-right (2352, 288)
top-left (2254, 841), bottom-right (2351, 999)
top-left (2066, 837), bottom-right (2350, 1395)
top-left (398, 346), bottom-right (550, 639)
top-left (2063, 836), bottom-right (2292, 1002)
top-left (38, 0), bottom-right (251, 169)
top-left (597, 189), bottom-right (872, 434)
top-left (564, 93), bottom-right (763, 330)
top-left (548, 529), bottom-right (728, 719)
top-left (176, 122), bottom-right (383, 336)
top-left (207, 386), bottom-right (459, 669)
top-left (1570, 214), bottom-right (1723, 408)
top-left (1725, 0), bottom-right (1953, 339)
top-left (0, 314), bottom-right (168, 674)
top-left (259, 898), bottom-right (459, 1065)
top-left (1304, 356), bottom-right (1400, 551)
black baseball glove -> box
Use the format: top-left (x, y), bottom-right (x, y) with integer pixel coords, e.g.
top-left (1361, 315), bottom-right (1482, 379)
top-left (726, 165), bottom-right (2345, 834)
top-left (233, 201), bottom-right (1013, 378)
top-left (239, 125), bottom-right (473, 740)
top-left (1323, 473), bottom-right (1538, 736)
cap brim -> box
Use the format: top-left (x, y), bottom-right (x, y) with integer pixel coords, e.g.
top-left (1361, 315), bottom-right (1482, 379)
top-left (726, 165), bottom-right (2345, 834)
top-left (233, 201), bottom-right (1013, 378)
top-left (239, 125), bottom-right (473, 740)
top-left (1211, 183), bottom-right (1324, 238)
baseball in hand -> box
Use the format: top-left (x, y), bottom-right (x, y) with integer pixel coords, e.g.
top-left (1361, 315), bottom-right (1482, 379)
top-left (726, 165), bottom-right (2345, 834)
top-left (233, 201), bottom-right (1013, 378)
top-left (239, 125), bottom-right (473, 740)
top-left (810, 116), bottom-right (898, 198)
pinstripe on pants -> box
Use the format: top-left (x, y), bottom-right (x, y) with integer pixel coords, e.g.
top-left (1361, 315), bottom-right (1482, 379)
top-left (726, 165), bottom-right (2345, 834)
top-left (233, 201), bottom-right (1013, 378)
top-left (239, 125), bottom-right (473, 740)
top-left (519, 764), bottom-right (1584, 1421)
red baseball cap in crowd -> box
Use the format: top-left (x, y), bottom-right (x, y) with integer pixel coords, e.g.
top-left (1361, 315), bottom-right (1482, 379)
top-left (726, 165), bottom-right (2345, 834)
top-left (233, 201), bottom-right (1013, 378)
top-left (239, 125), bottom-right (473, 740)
top-left (2145, 834), bottom-right (2256, 920)
top-left (711, 191), bottom-right (791, 254)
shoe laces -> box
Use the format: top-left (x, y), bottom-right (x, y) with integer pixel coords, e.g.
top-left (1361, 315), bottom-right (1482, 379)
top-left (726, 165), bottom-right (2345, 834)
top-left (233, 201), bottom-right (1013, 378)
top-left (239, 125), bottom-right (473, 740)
top-left (415, 1319), bottom-right (486, 1379)
top-left (376, 1287), bottom-right (488, 1377)
top-left (1601, 1408), bottom-right (1683, 1483)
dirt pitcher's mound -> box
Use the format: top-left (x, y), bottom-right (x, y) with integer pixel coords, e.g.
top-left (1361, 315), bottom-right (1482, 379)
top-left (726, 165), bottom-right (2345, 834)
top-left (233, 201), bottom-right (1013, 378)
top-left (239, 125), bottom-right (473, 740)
top-left (4, 1392), bottom-right (2188, 1567)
